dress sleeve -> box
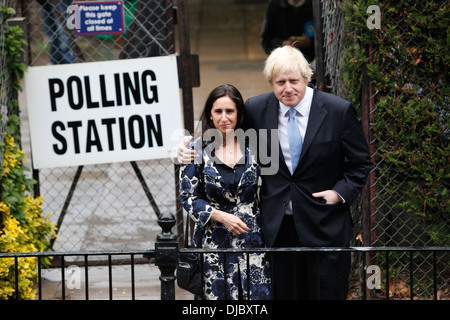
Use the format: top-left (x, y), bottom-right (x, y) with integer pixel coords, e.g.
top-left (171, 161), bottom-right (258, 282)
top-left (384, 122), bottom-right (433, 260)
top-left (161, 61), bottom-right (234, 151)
top-left (179, 163), bottom-right (214, 227)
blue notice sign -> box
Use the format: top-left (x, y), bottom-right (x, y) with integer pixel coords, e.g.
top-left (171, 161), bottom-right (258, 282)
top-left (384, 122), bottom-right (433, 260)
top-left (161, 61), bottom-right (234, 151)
top-left (74, 1), bottom-right (124, 36)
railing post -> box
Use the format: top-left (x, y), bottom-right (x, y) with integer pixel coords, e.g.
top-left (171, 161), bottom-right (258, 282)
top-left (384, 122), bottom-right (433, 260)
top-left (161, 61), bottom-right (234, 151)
top-left (155, 211), bottom-right (178, 300)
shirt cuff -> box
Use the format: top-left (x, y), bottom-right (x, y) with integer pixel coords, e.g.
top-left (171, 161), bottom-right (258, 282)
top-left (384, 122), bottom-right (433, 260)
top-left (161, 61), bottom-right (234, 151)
top-left (333, 190), bottom-right (346, 203)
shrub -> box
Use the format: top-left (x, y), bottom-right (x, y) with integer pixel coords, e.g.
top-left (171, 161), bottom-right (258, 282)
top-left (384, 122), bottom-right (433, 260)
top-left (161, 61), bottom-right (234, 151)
top-left (0, 5), bottom-right (57, 300)
top-left (342, 0), bottom-right (449, 245)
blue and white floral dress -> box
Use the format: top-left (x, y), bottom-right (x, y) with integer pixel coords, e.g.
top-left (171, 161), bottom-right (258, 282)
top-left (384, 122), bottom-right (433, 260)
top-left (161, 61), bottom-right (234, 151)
top-left (179, 140), bottom-right (271, 300)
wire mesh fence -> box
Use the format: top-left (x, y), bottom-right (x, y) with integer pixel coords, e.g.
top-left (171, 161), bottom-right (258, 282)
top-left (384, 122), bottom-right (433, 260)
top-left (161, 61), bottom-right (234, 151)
top-left (25, 0), bottom-right (174, 64)
top-left (321, 0), bottom-right (346, 98)
top-left (365, 2), bottom-right (449, 250)
top-left (321, 0), bottom-right (449, 299)
top-left (1, 0), bottom-right (19, 166)
top-left (16, 0), bottom-right (180, 254)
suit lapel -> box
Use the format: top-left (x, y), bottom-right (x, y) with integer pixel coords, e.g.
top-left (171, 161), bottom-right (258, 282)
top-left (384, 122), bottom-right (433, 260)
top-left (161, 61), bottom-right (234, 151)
top-left (263, 93), bottom-right (279, 131)
top-left (300, 89), bottom-right (327, 161)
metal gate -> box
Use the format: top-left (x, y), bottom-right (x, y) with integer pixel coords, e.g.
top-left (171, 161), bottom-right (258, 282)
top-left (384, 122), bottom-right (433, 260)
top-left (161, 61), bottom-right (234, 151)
top-left (16, 0), bottom-right (196, 254)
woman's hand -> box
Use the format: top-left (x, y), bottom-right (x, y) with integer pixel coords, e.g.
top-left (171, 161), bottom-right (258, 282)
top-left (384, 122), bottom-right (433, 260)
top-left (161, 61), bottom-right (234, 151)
top-left (177, 136), bottom-right (195, 164)
top-left (211, 210), bottom-right (249, 235)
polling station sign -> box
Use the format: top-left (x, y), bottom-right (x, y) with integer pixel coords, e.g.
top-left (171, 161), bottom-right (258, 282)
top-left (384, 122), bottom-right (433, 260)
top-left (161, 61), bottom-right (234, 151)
top-left (24, 55), bottom-right (183, 169)
top-left (74, 1), bottom-right (124, 35)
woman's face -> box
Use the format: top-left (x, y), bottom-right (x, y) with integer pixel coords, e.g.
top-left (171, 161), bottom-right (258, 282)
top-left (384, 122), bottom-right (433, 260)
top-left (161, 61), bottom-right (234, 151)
top-left (210, 96), bottom-right (238, 136)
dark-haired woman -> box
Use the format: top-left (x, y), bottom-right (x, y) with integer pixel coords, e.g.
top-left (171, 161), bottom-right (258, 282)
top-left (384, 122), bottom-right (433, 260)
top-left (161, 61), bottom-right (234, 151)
top-left (179, 84), bottom-right (271, 300)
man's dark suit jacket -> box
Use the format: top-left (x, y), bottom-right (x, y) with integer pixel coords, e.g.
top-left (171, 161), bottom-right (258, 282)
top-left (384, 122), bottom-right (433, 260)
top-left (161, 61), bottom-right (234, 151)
top-left (244, 86), bottom-right (373, 248)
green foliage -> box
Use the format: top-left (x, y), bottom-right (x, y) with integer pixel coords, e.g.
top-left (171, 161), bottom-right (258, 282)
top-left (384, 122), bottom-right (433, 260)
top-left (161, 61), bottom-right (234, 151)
top-left (4, 24), bottom-right (27, 91)
top-left (0, 5), bottom-right (57, 300)
top-left (342, 1), bottom-right (449, 245)
top-left (0, 133), bottom-right (58, 299)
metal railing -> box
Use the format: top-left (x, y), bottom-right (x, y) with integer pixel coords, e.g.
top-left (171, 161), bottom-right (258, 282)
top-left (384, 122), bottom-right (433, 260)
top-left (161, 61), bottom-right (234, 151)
top-left (1, 249), bottom-right (153, 300)
top-left (181, 246), bottom-right (449, 300)
top-left (1, 212), bottom-right (448, 300)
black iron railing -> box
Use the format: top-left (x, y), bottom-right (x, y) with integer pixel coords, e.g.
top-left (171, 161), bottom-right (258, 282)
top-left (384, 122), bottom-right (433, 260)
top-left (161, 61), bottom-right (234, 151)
top-left (180, 246), bottom-right (449, 300)
top-left (1, 212), bottom-right (448, 300)
top-left (0, 249), bottom-right (153, 300)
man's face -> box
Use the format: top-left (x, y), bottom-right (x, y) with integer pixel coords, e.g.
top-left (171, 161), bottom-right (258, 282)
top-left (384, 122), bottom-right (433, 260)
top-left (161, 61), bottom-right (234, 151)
top-left (270, 70), bottom-right (308, 107)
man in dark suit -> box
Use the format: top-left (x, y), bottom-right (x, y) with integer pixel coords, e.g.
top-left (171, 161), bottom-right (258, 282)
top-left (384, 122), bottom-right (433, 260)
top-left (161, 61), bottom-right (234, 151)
top-left (245, 46), bottom-right (372, 299)
top-left (178, 46), bottom-right (372, 299)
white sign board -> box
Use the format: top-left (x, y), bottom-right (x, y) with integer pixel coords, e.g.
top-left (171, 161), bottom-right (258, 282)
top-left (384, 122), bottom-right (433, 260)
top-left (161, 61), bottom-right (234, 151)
top-left (24, 55), bottom-right (183, 169)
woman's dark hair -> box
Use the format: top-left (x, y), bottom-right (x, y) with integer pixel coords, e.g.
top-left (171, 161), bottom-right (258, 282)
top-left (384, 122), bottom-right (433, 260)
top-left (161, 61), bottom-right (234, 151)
top-left (196, 84), bottom-right (245, 142)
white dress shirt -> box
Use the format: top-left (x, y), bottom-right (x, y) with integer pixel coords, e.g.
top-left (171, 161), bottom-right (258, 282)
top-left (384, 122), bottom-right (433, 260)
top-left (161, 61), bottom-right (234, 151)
top-left (278, 86), bottom-right (313, 174)
top-left (278, 86), bottom-right (345, 215)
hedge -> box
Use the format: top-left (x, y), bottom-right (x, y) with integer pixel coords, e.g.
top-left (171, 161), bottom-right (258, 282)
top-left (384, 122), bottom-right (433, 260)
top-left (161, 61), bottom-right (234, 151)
top-left (342, 0), bottom-right (449, 245)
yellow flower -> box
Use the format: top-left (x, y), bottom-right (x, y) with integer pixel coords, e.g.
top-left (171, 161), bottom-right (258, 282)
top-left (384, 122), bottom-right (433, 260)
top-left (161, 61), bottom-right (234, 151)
top-left (2, 134), bottom-right (25, 176)
top-left (1, 133), bottom-right (56, 299)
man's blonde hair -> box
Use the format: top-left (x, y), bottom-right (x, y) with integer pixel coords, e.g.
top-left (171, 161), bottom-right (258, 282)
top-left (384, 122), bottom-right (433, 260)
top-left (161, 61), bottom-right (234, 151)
top-left (263, 45), bottom-right (313, 83)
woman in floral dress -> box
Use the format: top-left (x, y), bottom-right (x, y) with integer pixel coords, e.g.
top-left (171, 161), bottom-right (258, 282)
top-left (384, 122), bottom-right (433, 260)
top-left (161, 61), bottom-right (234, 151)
top-left (179, 84), bottom-right (271, 300)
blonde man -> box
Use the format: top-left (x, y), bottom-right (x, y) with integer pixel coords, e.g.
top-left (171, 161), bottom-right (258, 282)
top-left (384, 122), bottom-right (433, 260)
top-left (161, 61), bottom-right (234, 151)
top-left (179, 46), bottom-right (372, 299)
top-left (245, 46), bottom-right (372, 299)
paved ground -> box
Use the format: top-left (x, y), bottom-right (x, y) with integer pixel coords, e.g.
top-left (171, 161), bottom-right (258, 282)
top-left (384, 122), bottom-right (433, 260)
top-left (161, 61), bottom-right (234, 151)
top-left (19, 0), bottom-right (270, 300)
top-left (39, 263), bottom-right (193, 300)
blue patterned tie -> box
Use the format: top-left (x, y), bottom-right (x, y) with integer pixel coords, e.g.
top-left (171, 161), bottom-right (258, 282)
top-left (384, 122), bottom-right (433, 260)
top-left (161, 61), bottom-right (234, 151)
top-left (288, 108), bottom-right (302, 172)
